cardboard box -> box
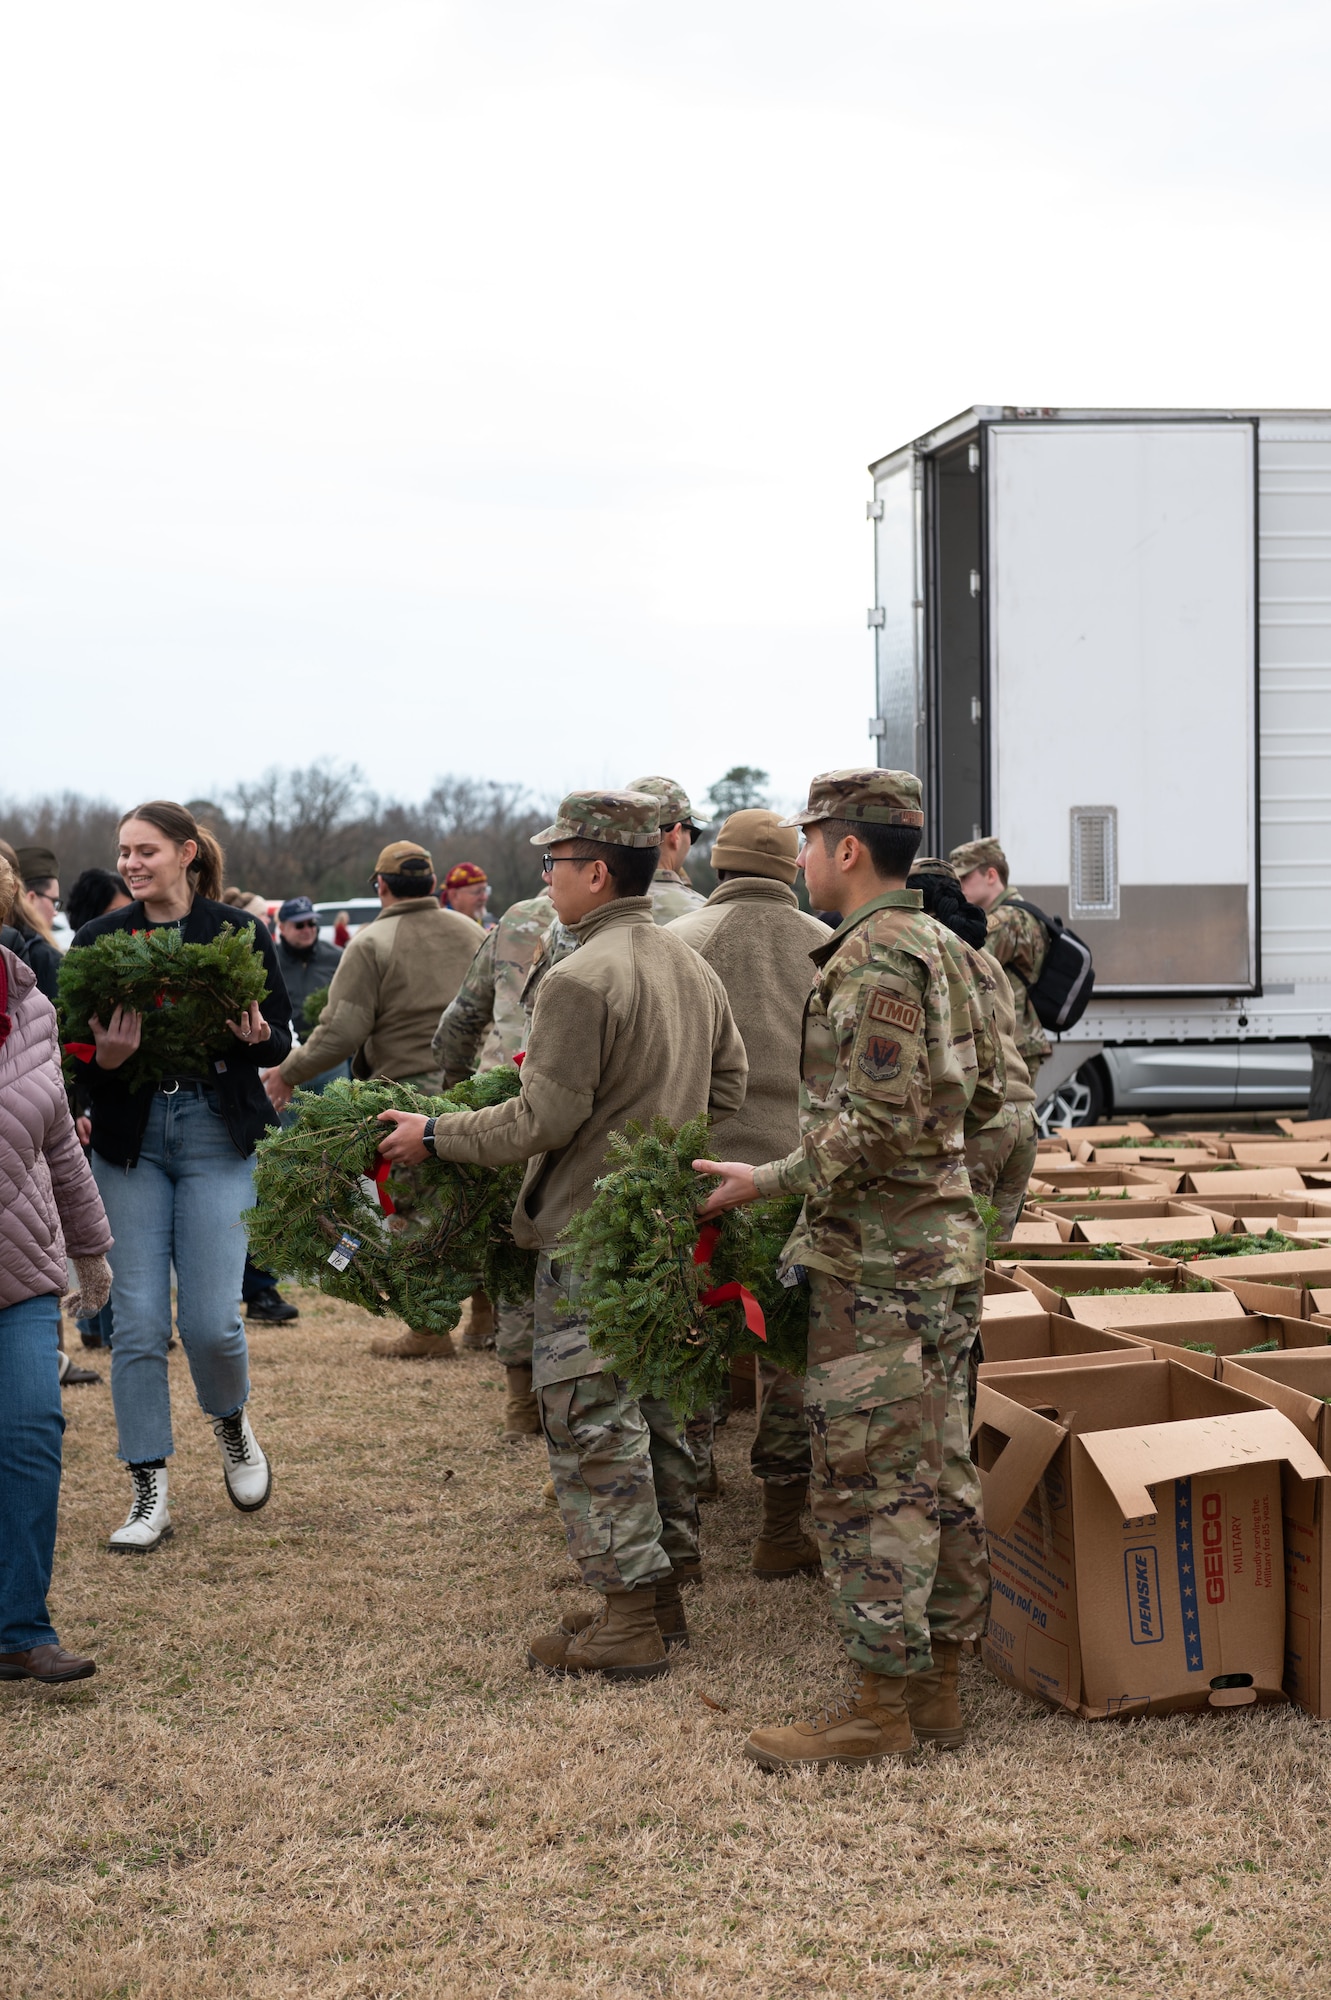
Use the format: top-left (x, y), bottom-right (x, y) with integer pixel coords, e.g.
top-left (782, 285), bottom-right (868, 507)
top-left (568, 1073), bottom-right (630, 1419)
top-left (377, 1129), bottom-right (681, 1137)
top-left (1228, 1143), bottom-right (1331, 1167)
top-left (1055, 1122), bottom-right (1154, 1144)
top-left (1112, 1313), bottom-right (1331, 1366)
top-left (1074, 1212), bottom-right (1218, 1247)
top-left (994, 1243), bottom-right (1153, 1267)
top-left (1184, 1167), bottom-right (1310, 1196)
top-left (1187, 1195), bottom-right (1331, 1226)
top-left (1184, 1248), bottom-right (1331, 1288)
top-left (1088, 1147), bottom-right (1219, 1169)
top-left (1278, 1117), bottom-right (1331, 1140)
top-left (974, 1359), bottom-right (1327, 1717)
top-left (1004, 1259), bottom-right (1229, 1325)
top-left (1001, 1216), bottom-right (1075, 1246)
top-left (1032, 1165), bottom-right (1184, 1194)
top-left (1213, 1350), bottom-right (1331, 1716)
top-left (978, 1312), bottom-right (1154, 1371)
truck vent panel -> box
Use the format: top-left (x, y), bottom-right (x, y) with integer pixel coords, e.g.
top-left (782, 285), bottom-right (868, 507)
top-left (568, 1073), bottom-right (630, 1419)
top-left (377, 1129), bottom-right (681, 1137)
top-left (1070, 806), bottom-right (1119, 920)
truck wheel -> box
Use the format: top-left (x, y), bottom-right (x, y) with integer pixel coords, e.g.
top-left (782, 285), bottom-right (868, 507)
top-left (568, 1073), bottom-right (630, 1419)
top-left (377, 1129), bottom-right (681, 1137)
top-left (1037, 1059), bottom-right (1107, 1136)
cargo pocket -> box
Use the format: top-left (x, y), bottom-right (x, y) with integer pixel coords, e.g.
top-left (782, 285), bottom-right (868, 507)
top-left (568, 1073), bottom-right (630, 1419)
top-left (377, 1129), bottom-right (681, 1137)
top-left (811, 1393), bottom-right (924, 1493)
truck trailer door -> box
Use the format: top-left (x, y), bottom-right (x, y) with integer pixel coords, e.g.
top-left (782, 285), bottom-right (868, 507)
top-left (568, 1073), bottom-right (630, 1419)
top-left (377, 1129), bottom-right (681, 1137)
top-left (985, 419), bottom-right (1257, 994)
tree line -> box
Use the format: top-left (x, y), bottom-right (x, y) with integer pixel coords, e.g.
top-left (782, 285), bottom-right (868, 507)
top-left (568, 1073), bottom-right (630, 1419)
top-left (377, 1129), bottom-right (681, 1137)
top-left (0, 764), bottom-right (773, 916)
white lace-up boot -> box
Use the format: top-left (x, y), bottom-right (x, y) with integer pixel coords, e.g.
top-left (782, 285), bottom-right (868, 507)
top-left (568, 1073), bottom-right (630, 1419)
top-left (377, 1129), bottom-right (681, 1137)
top-left (108, 1465), bottom-right (172, 1553)
top-left (213, 1407), bottom-right (272, 1512)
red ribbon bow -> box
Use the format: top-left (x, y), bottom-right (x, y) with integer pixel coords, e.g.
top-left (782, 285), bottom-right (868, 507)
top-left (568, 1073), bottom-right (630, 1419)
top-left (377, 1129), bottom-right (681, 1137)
top-left (64, 1041), bottom-right (97, 1064)
top-left (693, 1224), bottom-right (766, 1341)
top-left (371, 1157), bottom-right (397, 1216)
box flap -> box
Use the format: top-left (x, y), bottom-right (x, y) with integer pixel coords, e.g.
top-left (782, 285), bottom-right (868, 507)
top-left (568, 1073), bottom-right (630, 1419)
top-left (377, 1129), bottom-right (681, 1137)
top-left (971, 1381), bottom-right (1067, 1537)
top-left (1070, 1290), bottom-right (1245, 1328)
top-left (1185, 1168), bottom-right (1310, 1195)
top-left (1075, 1215), bottom-right (1216, 1245)
top-left (1078, 1409), bottom-right (1329, 1525)
top-left (1216, 1359), bottom-right (1326, 1445)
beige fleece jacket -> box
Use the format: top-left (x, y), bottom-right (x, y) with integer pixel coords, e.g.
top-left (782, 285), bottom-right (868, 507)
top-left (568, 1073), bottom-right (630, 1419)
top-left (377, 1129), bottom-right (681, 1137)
top-left (279, 897), bottom-right (482, 1086)
top-left (427, 895), bottom-right (748, 1248)
top-left (667, 878), bottom-right (828, 1167)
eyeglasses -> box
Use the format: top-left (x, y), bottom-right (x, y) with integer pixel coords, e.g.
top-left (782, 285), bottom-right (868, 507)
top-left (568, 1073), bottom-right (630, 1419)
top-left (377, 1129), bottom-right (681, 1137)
top-left (32, 890), bottom-right (62, 911)
top-left (542, 853), bottom-right (589, 873)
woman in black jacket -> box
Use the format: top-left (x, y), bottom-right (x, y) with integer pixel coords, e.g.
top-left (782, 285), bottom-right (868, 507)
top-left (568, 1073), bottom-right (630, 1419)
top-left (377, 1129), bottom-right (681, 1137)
top-left (68, 801), bottom-right (292, 1553)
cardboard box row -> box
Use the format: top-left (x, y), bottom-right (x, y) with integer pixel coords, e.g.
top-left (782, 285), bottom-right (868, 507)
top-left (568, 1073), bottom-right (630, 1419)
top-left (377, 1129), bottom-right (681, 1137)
top-left (974, 1291), bottom-right (1331, 1720)
top-left (974, 1357), bottom-right (1327, 1719)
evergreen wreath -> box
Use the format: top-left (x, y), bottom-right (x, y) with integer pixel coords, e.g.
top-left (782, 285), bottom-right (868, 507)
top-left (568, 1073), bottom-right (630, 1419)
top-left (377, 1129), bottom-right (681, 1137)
top-left (559, 1114), bottom-right (808, 1416)
top-left (301, 985), bottom-right (330, 1034)
top-left (58, 923), bottom-right (269, 1091)
top-left (245, 1065), bottom-right (536, 1331)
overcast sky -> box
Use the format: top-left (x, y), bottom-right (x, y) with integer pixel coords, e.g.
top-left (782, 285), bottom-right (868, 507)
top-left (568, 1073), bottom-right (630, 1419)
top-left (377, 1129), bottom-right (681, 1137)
top-left (4, 0), bottom-right (1330, 818)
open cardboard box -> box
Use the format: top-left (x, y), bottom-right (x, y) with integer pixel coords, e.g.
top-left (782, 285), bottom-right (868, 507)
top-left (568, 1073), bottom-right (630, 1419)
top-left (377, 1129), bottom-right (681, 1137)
top-left (1175, 1248), bottom-right (1331, 1328)
top-left (1228, 1143), bottom-right (1331, 1167)
top-left (1000, 1216), bottom-right (1075, 1246)
top-left (1213, 1350), bottom-right (1331, 1717)
top-left (1009, 1261), bottom-right (1243, 1328)
top-left (1278, 1117), bottom-right (1331, 1140)
top-left (973, 1359), bottom-right (1327, 1717)
top-left (1187, 1195), bottom-right (1331, 1226)
top-left (1110, 1312), bottom-right (1331, 1370)
top-left (1183, 1167), bottom-right (1311, 1197)
top-left (979, 1312), bottom-right (1159, 1372)
top-left (1031, 1165), bottom-right (1183, 1194)
top-left (1055, 1122), bottom-right (1154, 1145)
top-left (1087, 1148), bottom-right (1219, 1169)
top-left (1074, 1211), bottom-right (1219, 1247)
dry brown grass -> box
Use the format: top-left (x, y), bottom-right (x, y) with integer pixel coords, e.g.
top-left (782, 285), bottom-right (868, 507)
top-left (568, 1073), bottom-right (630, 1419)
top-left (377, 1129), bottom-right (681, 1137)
top-left (5, 1291), bottom-right (1331, 1998)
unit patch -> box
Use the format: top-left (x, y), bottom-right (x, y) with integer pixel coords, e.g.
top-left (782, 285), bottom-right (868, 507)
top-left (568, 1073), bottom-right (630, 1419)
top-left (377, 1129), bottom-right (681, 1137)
top-left (851, 983), bottom-right (923, 1100)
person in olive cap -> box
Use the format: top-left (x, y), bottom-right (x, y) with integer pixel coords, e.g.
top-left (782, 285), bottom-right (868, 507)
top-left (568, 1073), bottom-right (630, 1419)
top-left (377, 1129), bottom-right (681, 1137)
top-left (696, 769), bottom-right (1003, 1769)
top-left (669, 810), bottom-right (828, 1577)
top-left (625, 776), bottom-right (707, 923)
top-left (376, 789), bottom-right (748, 1681)
top-left (949, 836), bottom-right (1051, 1099)
top-left (264, 842), bottom-right (484, 1358)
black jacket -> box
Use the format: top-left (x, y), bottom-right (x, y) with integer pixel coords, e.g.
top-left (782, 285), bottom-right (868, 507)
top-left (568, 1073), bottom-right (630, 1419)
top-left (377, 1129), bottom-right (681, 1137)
top-left (275, 934), bottom-right (343, 1028)
top-left (8, 920), bottom-right (60, 1002)
top-left (69, 897), bottom-right (292, 1167)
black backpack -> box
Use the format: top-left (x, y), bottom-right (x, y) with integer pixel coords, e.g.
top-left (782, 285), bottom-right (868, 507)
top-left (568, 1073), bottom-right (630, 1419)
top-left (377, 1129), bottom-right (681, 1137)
top-left (1004, 899), bottom-right (1096, 1033)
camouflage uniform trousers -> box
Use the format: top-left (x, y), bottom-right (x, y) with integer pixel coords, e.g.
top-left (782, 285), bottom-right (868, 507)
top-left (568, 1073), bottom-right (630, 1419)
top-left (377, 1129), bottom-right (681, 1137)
top-left (750, 1359), bottom-right (812, 1485)
top-left (965, 1102), bottom-right (1040, 1242)
top-left (495, 1294), bottom-right (535, 1367)
top-left (534, 1253), bottom-right (699, 1592)
top-left (804, 1271), bottom-right (988, 1676)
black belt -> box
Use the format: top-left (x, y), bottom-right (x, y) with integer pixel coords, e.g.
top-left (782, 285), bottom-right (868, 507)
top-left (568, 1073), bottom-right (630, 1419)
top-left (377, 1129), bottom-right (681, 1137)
top-left (158, 1078), bottom-right (217, 1097)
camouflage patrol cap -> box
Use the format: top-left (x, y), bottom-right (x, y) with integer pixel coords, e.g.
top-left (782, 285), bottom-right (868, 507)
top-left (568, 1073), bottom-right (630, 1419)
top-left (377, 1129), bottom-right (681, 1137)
top-left (781, 768), bottom-right (924, 830)
top-left (531, 789), bottom-right (662, 850)
top-left (625, 775), bottom-right (704, 833)
top-left (949, 836), bottom-right (1007, 878)
top-left (909, 855), bottom-right (960, 884)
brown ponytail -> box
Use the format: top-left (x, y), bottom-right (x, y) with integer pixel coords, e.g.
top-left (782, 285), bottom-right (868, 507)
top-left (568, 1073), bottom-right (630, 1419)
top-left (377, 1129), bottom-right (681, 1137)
top-left (120, 801), bottom-right (226, 902)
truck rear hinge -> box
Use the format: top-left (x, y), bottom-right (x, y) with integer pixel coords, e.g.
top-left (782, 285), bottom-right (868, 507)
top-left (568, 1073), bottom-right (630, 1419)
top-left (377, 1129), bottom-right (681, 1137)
top-left (867, 607), bottom-right (886, 628)
top-left (867, 499), bottom-right (884, 520)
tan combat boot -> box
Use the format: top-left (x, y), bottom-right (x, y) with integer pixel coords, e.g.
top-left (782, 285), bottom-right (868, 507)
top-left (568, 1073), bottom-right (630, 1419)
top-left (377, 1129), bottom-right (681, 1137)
top-left (744, 1666), bottom-right (916, 1770)
top-left (560, 1571), bottom-right (689, 1651)
top-left (460, 1289), bottom-right (496, 1352)
top-left (528, 1585), bottom-right (670, 1680)
top-left (502, 1363), bottom-right (541, 1440)
top-left (368, 1325), bottom-right (456, 1359)
top-left (750, 1478), bottom-right (821, 1581)
top-left (904, 1639), bottom-right (967, 1748)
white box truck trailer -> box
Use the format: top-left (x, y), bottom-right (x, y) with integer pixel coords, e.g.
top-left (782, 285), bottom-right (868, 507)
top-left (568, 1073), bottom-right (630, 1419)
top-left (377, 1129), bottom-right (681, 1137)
top-left (867, 407), bottom-right (1331, 1126)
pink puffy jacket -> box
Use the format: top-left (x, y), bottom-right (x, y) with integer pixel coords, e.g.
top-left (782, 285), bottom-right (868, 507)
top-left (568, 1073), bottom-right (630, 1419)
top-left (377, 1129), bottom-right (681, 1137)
top-left (0, 943), bottom-right (111, 1308)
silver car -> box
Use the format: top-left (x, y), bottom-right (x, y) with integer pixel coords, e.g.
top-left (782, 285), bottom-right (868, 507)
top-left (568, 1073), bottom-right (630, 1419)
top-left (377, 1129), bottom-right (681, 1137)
top-left (1039, 1041), bottom-right (1312, 1132)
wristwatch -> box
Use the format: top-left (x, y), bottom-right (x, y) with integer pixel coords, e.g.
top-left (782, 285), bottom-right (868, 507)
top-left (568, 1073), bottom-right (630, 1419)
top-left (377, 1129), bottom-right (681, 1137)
top-left (422, 1116), bottom-right (437, 1157)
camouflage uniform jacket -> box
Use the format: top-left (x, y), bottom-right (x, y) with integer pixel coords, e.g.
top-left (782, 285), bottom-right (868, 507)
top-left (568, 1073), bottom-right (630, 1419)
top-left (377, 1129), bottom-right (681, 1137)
top-left (649, 867), bottom-right (706, 925)
top-left (432, 893), bottom-right (557, 1084)
top-left (751, 888), bottom-right (1004, 1292)
top-left (978, 943), bottom-right (1034, 1112)
top-left (985, 888), bottom-right (1051, 1071)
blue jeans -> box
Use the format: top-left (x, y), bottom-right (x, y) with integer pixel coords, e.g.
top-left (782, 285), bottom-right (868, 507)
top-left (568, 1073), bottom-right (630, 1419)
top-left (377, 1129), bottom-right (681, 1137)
top-left (92, 1085), bottom-right (254, 1465)
top-left (0, 1293), bottom-right (64, 1652)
